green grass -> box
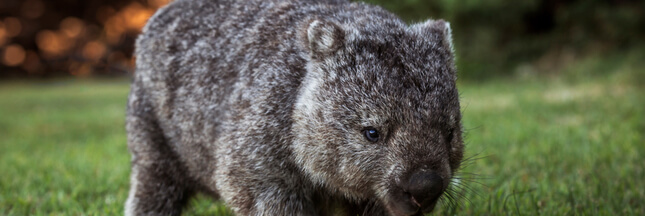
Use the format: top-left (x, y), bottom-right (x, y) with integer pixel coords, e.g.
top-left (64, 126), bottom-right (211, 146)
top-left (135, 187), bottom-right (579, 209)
top-left (447, 71), bottom-right (645, 215)
top-left (0, 60), bottom-right (643, 215)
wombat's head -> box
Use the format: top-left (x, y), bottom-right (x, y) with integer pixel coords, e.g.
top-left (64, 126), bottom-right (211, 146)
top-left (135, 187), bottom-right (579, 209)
top-left (292, 18), bottom-right (464, 215)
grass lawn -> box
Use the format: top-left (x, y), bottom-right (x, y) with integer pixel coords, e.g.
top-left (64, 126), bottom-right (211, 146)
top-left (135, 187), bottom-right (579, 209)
top-left (0, 60), bottom-right (643, 215)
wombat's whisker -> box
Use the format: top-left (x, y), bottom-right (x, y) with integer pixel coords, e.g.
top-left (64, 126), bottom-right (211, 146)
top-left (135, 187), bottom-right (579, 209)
top-left (458, 153), bottom-right (488, 168)
top-left (453, 175), bottom-right (488, 188)
top-left (449, 181), bottom-right (480, 202)
top-left (441, 189), bottom-right (461, 210)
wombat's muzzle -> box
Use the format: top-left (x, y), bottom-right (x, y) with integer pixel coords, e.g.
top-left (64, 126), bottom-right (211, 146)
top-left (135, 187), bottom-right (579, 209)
top-left (388, 170), bottom-right (445, 215)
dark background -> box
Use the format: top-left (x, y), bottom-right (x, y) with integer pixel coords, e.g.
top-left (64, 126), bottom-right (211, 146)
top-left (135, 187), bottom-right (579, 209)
top-left (0, 0), bottom-right (643, 79)
top-left (0, 0), bottom-right (167, 78)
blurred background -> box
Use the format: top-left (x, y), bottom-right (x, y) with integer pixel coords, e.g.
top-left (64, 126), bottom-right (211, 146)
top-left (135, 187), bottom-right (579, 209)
top-left (0, 0), bottom-right (643, 215)
top-left (0, 0), bottom-right (643, 79)
top-left (0, 0), bottom-right (169, 78)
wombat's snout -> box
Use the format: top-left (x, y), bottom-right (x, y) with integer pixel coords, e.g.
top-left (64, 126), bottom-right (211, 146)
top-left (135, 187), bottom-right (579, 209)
top-left (406, 170), bottom-right (444, 207)
top-left (389, 170), bottom-right (445, 215)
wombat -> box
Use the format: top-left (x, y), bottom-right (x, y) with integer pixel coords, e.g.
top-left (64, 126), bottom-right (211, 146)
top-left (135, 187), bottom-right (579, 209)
top-left (125, 0), bottom-right (465, 215)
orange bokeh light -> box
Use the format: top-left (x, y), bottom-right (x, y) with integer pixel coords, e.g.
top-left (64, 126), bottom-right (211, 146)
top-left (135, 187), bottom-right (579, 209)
top-left (83, 41), bottom-right (107, 61)
top-left (60, 17), bottom-right (85, 38)
top-left (2, 44), bottom-right (27, 66)
top-left (36, 30), bottom-right (72, 57)
top-left (0, 23), bottom-right (7, 47)
top-left (122, 3), bottom-right (155, 31)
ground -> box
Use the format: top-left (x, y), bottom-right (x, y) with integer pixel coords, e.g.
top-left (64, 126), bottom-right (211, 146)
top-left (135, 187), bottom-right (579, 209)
top-left (0, 57), bottom-right (643, 215)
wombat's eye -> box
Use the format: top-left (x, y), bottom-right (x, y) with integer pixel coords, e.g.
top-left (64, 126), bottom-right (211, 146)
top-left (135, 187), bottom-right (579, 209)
top-left (363, 127), bottom-right (380, 142)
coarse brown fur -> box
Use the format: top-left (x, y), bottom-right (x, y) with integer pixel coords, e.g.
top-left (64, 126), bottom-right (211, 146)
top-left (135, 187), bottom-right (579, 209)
top-left (125, 0), bottom-right (465, 215)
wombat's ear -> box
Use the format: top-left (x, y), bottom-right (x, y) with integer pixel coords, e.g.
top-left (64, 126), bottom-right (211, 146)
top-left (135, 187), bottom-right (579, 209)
top-left (413, 19), bottom-right (454, 55)
top-left (413, 19), bottom-right (457, 78)
top-left (305, 19), bottom-right (345, 59)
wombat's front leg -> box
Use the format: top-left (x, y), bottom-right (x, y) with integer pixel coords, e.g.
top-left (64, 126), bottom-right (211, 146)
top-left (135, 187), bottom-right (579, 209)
top-left (240, 195), bottom-right (319, 216)
top-left (217, 174), bottom-right (320, 216)
top-left (124, 89), bottom-right (194, 216)
top-left (339, 200), bottom-right (391, 216)
top-left (125, 159), bottom-right (194, 216)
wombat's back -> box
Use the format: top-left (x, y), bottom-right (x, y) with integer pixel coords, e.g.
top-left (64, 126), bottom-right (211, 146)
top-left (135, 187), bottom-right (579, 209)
top-left (134, 0), bottom-right (271, 118)
top-left (133, 0), bottom-right (354, 120)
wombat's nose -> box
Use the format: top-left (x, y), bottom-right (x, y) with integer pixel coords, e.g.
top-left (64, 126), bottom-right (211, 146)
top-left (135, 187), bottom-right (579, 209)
top-left (406, 170), bottom-right (444, 205)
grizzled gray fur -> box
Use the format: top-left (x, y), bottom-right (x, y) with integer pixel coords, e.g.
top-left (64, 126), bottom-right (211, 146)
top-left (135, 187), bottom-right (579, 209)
top-left (125, 0), bottom-right (465, 215)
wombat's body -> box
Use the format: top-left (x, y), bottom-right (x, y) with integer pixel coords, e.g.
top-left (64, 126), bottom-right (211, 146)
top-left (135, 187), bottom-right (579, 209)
top-left (126, 0), bottom-right (465, 215)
